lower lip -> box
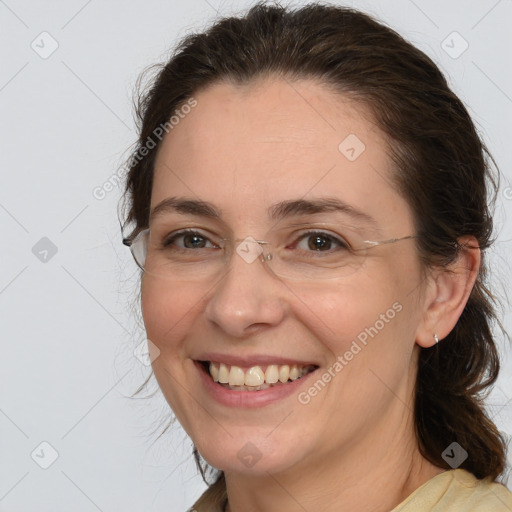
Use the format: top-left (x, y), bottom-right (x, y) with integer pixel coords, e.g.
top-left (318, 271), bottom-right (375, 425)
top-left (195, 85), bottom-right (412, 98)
top-left (195, 361), bottom-right (318, 408)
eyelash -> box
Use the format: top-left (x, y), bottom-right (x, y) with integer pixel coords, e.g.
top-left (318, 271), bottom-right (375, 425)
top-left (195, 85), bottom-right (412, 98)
top-left (162, 228), bottom-right (350, 253)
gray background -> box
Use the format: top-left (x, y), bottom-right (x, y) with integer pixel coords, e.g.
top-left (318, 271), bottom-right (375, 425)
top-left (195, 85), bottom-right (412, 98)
top-left (1, 0), bottom-right (511, 510)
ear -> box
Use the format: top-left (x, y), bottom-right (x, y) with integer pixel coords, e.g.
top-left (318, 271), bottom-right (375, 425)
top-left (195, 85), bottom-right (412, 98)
top-left (415, 236), bottom-right (481, 348)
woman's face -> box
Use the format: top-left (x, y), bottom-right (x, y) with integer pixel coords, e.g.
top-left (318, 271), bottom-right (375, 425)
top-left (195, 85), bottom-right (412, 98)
top-left (142, 78), bottom-right (428, 475)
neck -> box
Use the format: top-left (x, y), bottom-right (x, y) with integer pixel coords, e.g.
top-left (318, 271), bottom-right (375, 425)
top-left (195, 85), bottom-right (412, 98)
top-left (223, 410), bottom-right (444, 512)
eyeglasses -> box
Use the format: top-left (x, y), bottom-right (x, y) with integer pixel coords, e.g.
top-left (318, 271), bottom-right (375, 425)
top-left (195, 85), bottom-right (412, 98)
top-left (122, 224), bottom-right (417, 282)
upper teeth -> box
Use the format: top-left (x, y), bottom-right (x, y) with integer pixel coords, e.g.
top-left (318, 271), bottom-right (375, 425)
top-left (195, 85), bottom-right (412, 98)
top-left (208, 362), bottom-right (314, 387)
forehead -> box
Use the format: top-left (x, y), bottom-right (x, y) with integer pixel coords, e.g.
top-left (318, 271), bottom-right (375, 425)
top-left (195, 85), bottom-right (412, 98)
top-left (151, 77), bottom-right (412, 232)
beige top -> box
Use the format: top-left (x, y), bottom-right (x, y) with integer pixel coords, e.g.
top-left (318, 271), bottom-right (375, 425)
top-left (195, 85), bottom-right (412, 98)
top-left (190, 469), bottom-right (512, 511)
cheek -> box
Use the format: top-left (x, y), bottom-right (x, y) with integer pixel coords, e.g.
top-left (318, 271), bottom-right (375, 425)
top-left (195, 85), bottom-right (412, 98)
top-left (294, 269), bottom-right (418, 388)
top-left (289, 278), bottom-right (398, 353)
top-left (317, 263), bottom-right (421, 396)
top-left (140, 276), bottom-right (202, 356)
top-left (140, 276), bottom-right (204, 433)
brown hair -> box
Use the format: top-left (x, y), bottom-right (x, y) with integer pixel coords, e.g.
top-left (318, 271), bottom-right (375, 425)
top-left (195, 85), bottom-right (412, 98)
top-left (120, 0), bottom-right (509, 493)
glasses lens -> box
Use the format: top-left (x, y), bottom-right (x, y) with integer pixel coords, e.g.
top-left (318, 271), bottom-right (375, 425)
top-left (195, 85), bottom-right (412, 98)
top-left (130, 226), bottom-right (376, 282)
top-left (131, 229), bottom-right (149, 269)
top-left (136, 228), bottom-right (228, 281)
top-left (265, 234), bottom-right (369, 281)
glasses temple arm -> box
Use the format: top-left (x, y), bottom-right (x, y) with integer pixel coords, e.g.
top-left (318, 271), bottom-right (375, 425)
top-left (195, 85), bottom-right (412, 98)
top-left (362, 235), bottom-right (417, 247)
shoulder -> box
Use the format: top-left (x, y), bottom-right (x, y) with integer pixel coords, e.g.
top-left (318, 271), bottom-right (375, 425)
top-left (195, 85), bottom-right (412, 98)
top-left (451, 469), bottom-right (512, 511)
top-left (392, 469), bottom-right (512, 512)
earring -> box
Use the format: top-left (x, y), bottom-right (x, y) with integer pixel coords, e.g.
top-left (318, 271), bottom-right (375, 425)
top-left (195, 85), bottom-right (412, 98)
top-left (434, 333), bottom-right (439, 344)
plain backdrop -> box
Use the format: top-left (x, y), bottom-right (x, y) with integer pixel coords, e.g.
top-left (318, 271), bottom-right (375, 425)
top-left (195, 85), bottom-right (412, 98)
top-left (1, 0), bottom-right (511, 510)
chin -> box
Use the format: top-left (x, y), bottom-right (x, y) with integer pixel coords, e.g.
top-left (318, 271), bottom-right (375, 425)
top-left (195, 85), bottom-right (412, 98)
top-left (194, 429), bottom-right (312, 476)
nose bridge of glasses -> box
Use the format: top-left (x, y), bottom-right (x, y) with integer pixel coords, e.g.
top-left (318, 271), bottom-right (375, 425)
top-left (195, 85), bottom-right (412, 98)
top-left (198, 235), bottom-right (275, 281)
top-left (230, 236), bottom-right (272, 266)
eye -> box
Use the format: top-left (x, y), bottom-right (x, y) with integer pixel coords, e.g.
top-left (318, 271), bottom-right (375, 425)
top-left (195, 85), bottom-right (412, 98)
top-left (163, 229), bottom-right (218, 250)
top-left (293, 231), bottom-right (350, 252)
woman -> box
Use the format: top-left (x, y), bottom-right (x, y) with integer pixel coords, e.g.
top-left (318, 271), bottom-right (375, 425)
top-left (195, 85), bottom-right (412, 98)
top-left (121, 2), bottom-right (512, 510)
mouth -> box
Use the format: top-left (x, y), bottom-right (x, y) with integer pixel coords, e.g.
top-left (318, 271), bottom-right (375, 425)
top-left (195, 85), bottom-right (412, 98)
top-left (197, 360), bottom-right (319, 392)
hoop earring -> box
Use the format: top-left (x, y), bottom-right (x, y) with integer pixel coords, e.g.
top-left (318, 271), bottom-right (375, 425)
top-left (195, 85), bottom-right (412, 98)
top-left (434, 333), bottom-right (439, 344)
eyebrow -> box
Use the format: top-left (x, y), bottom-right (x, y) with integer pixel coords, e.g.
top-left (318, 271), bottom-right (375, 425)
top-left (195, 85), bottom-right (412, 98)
top-left (149, 196), bottom-right (377, 226)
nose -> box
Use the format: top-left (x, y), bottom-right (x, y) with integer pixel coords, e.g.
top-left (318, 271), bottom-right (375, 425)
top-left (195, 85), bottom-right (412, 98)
top-left (204, 242), bottom-right (288, 338)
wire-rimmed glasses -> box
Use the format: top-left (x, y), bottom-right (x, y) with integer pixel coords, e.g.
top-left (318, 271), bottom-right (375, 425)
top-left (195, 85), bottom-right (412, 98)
top-left (123, 223), bottom-right (418, 282)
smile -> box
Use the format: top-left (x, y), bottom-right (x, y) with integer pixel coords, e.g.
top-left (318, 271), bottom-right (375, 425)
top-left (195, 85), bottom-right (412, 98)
top-left (200, 361), bottom-right (318, 391)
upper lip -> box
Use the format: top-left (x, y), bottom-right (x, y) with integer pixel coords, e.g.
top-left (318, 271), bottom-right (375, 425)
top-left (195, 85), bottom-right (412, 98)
top-left (194, 352), bottom-right (319, 369)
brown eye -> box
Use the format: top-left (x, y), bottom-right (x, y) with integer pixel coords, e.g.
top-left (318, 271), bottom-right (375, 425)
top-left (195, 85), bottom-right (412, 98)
top-left (294, 231), bottom-right (349, 253)
top-left (163, 230), bottom-right (216, 250)
top-left (307, 234), bottom-right (332, 251)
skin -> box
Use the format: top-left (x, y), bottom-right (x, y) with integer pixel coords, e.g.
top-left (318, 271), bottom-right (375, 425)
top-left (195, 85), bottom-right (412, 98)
top-left (141, 77), bottom-right (480, 512)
